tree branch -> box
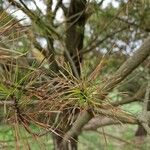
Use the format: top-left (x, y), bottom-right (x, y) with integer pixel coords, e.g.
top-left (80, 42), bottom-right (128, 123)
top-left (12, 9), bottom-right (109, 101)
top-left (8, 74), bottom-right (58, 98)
top-left (82, 27), bottom-right (128, 55)
top-left (100, 36), bottom-right (150, 93)
top-left (111, 84), bottom-right (146, 106)
top-left (62, 36), bottom-right (150, 143)
top-left (61, 111), bottom-right (92, 147)
top-left (84, 115), bottom-right (137, 131)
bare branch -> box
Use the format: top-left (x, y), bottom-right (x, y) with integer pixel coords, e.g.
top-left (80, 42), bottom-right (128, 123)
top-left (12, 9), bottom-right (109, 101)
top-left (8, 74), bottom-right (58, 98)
top-left (111, 84), bottom-right (146, 106)
top-left (84, 116), bottom-right (137, 130)
top-left (82, 27), bottom-right (128, 55)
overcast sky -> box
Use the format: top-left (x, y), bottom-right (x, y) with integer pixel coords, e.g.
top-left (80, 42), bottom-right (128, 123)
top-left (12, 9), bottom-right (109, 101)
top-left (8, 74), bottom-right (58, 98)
top-left (4, 0), bottom-right (120, 25)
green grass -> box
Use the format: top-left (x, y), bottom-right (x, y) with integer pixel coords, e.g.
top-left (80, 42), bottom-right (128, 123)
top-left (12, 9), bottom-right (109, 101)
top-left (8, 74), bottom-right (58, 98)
top-left (0, 124), bottom-right (149, 150)
top-left (0, 125), bottom-right (53, 150)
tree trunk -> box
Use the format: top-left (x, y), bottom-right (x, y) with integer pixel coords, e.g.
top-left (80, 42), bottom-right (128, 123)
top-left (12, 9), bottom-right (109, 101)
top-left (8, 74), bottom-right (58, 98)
top-left (52, 0), bottom-right (87, 149)
top-left (64, 0), bottom-right (87, 76)
top-left (135, 74), bottom-right (150, 144)
top-left (52, 134), bottom-right (78, 150)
